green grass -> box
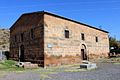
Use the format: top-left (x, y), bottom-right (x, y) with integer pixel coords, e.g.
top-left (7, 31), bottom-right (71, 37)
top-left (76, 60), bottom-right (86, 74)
top-left (0, 60), bottom-right (25, 77)
top-left (0, 60), bottom-right (24, 71)
top-left (113, 62), bottom-right (120, 64)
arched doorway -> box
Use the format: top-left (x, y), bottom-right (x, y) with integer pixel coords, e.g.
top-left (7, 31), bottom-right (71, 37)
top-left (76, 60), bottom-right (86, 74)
top-left (81, 44), bottom-right (87, 60)
top-left (19, 45), bottom-right (24, 62)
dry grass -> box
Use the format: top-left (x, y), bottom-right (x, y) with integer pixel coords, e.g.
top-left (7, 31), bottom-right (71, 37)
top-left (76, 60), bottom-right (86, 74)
top-left (95, 57), bottom-right (120, 64)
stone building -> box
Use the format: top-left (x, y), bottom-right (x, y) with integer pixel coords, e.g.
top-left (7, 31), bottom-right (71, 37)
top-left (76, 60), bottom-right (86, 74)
top-left (10, 11), bottom-right (109, 67)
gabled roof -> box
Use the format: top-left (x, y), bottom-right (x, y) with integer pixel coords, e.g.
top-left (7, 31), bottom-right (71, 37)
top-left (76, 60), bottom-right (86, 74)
top-left (10, 11), bottom-right (108, 33)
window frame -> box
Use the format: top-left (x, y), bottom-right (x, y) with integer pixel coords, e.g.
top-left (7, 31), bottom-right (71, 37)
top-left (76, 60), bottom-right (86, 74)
top-left (21, 33), bottom-right (24, 42)
top-left (30, 28), bottom-right (34, 39)
top-left (14, 35), bottom-right (17, 42)
top-left (81, 33), bottom-right (85, 41)
top-left (96, 36), bottom-right (98, 42)
top-left (65, 30), bottom-right (69, 38)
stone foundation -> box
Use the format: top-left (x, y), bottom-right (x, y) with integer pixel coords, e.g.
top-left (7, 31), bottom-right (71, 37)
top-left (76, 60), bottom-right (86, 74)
top-left (44, 53), bottom-right (109, 67)
top-left (44, 54), bottom-right (82, 67)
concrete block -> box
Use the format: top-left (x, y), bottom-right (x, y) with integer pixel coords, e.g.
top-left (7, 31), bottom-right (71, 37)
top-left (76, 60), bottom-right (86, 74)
top-left (80, 61), bottom-right (97, 69)
top-left (16, 62), bottom-right (39, 69)
top-left (24, 63), bottom-right (38, 69)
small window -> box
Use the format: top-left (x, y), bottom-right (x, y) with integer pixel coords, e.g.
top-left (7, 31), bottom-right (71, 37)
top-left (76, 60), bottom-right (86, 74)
top-left (30, 29), bottom-right (34, 39)
top-left (65, 30), bottom-right (69, 38)
top-left (21, 33), bottom-right (24, 42)
top-left (96, 37), bottom-right (98, 42)
top-left (81, 33), bottom-right (85, 40)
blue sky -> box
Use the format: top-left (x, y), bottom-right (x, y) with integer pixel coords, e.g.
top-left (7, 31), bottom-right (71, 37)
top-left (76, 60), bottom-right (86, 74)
top-left (0, 0), bottom-right (120, 40)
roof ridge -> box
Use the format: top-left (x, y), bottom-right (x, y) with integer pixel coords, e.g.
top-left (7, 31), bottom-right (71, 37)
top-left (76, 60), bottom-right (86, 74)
top-left (10, 11), bottom-right (108, 33)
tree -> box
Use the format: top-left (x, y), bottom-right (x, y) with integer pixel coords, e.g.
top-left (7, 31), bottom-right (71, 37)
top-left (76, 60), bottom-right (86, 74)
top-left (109, 36), bottom-right (120, 49)
top-left (117, 41), bottom-right (120, 48)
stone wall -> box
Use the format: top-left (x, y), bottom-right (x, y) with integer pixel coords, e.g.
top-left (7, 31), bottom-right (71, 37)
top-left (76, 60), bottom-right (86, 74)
top-left (10, 12), bottom-right (109, 67)
top-left (10, 13), bottom-right (44, 66)
top-left (44, 14), bottom-right (109, 66)
top-left (0, 29), bottom-right (10, 51)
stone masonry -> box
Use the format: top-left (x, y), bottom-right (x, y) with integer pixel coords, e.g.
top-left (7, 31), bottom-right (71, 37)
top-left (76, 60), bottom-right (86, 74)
top-left (10, 11), bottom-right (109, 67)
top-left (44, 13), bottom-right (109, 66)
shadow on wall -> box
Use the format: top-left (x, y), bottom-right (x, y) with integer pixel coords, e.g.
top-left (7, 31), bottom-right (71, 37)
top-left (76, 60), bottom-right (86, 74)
top-left (0, 51), bottom-right (10, 61)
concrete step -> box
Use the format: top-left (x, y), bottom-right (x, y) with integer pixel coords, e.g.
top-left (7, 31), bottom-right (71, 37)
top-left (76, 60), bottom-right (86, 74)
top-left (82, 60), bottom-right (92, 64)
top-left (80, 60), bottom-right (97, 69)
top-left (16, 62), bottom-right (39, 69)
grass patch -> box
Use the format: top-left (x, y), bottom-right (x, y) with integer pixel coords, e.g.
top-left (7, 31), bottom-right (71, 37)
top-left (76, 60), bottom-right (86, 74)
top-left (37, 64), bottom-right (90, 80)
top-left (0, 71), bottom-right (8, 77)
top-left (0, 60), bottom-right (97, 80)
top-left (40, 74), bottom-right (52, 80)
top-left (113, 63), bottom-right (120, 64)
top-left (49, 64), bottom-right (80, 69)
top-left (0, 60), bottom-right (24, 71)
top-left (35, 68), bottom-right (58, 80)
top-left (64, 69), bottom-right (86, 72)
top-left (97, 57), bottom-right (120, 63)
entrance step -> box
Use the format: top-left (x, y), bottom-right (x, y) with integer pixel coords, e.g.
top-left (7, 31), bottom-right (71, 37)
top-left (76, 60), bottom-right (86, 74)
top-left (16, 62), bottom-right (39, 69)
top-left (80, 60), bottom-right (97, 69)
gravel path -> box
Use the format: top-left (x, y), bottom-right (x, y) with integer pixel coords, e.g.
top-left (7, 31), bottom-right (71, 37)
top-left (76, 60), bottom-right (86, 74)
top-left (0, 63), bottom-right (120, 80)
top-left (0, 71), bottom-right (40, 80)
top-left (47, 63), bottom-right (120, 80)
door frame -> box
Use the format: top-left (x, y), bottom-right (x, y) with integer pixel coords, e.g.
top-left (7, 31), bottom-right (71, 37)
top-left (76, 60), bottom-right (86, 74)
top-left (81, 44), bottom-right (87, 60)
top-left (19, 45), bottom-right (25, 62)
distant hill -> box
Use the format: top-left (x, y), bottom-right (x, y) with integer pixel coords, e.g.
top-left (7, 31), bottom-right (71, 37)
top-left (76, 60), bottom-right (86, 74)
top-left (0, 29), bottom-right (10, 51)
